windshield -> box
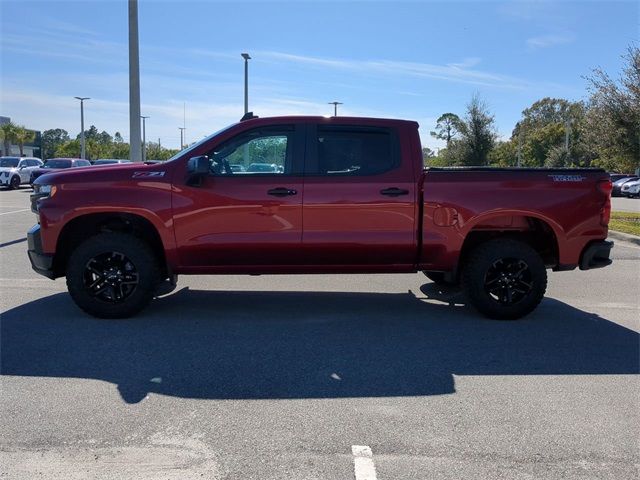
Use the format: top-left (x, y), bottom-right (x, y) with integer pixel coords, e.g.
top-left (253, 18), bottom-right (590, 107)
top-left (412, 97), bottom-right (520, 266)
top-left (44, 159), bottom-right (72, 169)
top-left (93, 160), bottom-right (118, 165)
top-left (0, 158), bottom-right (19, 168)
top-left (166, 123), bottom-right (238, 162)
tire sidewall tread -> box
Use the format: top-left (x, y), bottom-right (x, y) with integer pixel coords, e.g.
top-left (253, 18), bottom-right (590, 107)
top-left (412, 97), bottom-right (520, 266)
top-left (66, 232), bottom-right (160, 319)
top-left (462, 238), bottom-right (547, 320)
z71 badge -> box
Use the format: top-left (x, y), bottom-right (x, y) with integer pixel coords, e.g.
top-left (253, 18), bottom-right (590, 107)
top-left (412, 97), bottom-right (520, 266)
top-left (132, 171), bottom-right (165, 178)
top-left (548, 174), bottom-right (585, 182)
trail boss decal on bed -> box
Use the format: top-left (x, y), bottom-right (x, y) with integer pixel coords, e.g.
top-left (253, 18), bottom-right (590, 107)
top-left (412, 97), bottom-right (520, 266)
top-left (548, 174), bottom-right (586, 182)
top-left (132, 171), bottom-right (166, 178)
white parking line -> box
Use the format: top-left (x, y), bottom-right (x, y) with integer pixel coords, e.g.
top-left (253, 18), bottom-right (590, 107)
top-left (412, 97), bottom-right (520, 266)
top-left (352, 445), bottom-right (377, 480)
top-left (0, 208), bottom-right (30, 216)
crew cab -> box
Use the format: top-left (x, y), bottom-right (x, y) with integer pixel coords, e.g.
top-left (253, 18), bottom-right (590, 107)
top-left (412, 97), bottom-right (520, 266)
top-left (27, 115), bottom-right (613, 320)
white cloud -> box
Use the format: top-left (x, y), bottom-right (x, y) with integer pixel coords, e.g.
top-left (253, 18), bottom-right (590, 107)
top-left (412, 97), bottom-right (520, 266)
top-left (257, 51), bottom-right (528, 89)
top-left (526, 34), bottom-right (575, 50)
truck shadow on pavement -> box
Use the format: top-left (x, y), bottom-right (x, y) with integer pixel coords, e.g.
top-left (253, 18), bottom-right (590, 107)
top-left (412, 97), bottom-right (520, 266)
top-left (2, 285), bottom-right (638, 404)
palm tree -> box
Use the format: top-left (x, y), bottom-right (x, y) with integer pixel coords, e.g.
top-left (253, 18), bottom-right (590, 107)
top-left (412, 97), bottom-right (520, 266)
top-left (13, 126), bottom-right (36, 156)
top-left (0, 122), bottom-right (17, 156)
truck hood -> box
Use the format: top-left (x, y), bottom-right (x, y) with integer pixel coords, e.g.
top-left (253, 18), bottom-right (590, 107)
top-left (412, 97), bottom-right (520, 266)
top-left (0, 167), bottom-right (18, 174)
top-left (33, 162), bottom-right (172, 186)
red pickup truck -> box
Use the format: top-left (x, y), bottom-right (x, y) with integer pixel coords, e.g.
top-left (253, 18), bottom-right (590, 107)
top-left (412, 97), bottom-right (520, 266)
top-left (28, 115), bottom-right (613, 320)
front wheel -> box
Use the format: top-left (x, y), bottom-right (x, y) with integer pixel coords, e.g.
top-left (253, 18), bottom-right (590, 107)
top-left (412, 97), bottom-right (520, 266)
top-left (66, 233), bottom-right (160, 319)
top-left (462, 239), bottom-right (547, 320)
top-left (9, 175), bottom-right (20, 189)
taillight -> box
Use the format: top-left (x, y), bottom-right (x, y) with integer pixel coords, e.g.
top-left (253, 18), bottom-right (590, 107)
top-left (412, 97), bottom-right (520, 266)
top-left (597, 179), bottom-right (612, 227)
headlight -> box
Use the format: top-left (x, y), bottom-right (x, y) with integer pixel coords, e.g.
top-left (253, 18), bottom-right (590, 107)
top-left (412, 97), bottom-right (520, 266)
top-left (31, 184), bottom-right (57, 214)
top-left (37, 184), bottom-right (57, 197)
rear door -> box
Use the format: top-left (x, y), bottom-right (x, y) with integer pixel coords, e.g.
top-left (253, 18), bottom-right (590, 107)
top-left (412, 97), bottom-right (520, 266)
top-left (173, 124), bottom-right (305, 268)
top-left (19, 159), bottom-right (41, 182)
top-left (301, 123), bottom-right (418, 267)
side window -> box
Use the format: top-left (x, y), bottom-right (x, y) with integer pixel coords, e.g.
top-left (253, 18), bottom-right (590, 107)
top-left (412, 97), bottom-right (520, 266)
top-left (314, 126), bottom-right (398, 176)
top-left (27, 160), bottom-right (40, 167)
top-left (207, 127), bottom-right (293, 175)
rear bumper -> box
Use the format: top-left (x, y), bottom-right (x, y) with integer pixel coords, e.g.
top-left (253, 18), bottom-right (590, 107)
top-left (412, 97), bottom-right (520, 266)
top-left (27, 224), bottom-right (55, 279)
top-left (579, 240), bottom-right (614, 270)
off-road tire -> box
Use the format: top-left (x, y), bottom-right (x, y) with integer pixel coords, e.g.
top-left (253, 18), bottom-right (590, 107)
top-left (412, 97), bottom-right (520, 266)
top-left (66, 233), bottom-right (160, 319)
top-left (462, 239), bottom-right (547, 320)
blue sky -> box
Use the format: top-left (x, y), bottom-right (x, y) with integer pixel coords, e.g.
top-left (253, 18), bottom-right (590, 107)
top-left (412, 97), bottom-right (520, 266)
top-left (1, 0), bottom-right (637, 151)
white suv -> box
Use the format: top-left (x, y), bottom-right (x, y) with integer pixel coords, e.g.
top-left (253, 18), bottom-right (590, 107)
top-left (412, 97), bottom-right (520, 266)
top-left (0, 157), bottom-right (43, 189)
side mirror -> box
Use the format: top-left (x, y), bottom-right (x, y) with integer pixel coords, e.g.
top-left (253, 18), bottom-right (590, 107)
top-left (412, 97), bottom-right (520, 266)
top-left (187, 155), bottom-right (209, 175)
top-left (187, 155), bottom-right (209, 186)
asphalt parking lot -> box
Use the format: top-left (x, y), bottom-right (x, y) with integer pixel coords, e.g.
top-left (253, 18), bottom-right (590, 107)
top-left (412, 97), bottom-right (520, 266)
top-left (1, 186), bottom-right (639, 480)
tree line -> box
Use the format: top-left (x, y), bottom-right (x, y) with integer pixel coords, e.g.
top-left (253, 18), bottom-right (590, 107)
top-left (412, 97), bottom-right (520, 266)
top-left (41, 126), bottom-right (180, 161)
top-left (424, 47), bottom-right (639, 174)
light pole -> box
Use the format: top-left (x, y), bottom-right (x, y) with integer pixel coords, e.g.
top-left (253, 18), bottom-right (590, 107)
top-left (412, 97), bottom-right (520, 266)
top-left (241, 53), bottom-right (251, 114)
top-left (178, 127), bottom-right (185, 150)
top-left (328, 101), bottom-right (343, 116)
top-left (74, 97), bottom-right (90, 159)
top-left (140, 115), bottom-right (149, 162)
top-left (128, 0), bottom-right (142, 162)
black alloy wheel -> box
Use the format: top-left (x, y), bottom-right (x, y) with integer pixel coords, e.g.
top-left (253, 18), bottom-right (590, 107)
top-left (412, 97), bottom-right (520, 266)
top-left (483, 258), bottom-right (533, 305)
top-left (462, 239), bottom-right (547, 320)
top-left (83, 251), bottom-right (139, 303)
top-left (66, 232), bottom-right (160, 318)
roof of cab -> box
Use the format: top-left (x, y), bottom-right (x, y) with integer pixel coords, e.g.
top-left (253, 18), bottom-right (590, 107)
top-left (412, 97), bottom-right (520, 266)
top-left (238, 115), bottom-right (419, 129)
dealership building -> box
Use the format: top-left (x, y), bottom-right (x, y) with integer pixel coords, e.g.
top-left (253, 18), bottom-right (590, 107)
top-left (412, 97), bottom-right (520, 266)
top-left (0, 116), bottom-right (42, 158)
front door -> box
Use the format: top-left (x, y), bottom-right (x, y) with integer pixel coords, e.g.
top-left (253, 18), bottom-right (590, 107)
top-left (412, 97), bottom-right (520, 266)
top-left (173, 124), bottom-right (305, 268)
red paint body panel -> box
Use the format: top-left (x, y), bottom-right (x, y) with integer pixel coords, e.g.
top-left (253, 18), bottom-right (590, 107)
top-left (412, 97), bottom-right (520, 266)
top-left (32, 116), bottom-right (611, 279)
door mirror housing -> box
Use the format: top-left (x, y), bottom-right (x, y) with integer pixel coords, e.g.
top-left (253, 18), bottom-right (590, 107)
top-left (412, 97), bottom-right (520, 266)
top-left (187, 155), bottom-right (209, 186)
top-left (187, 155), bottom-right (209, 175)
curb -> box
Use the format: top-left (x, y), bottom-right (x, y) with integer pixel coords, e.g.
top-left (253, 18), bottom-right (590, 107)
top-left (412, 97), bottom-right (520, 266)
top-left (608, 230), bottom-right (640, 246)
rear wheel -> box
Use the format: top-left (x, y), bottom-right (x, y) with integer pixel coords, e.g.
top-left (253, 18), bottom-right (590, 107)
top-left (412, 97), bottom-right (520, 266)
top-left (462, 239), bottom-right (547, 320)
top-left (9, 175), bottom-right (20, 189)
top-left (66, 233), bottom-right (160, 319)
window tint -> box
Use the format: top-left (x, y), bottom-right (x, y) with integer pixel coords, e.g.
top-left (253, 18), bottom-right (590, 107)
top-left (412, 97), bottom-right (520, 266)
top-left (208, 127), bottom-right (292, 175)
top-left (315, 126), bottom-right (397, 175)
top-left (75, 160), bottom-right (92, 167)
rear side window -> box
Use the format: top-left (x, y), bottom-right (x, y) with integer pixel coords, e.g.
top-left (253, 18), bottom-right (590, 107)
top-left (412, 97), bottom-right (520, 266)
top-left (312, 126), bottom-right (398, 176)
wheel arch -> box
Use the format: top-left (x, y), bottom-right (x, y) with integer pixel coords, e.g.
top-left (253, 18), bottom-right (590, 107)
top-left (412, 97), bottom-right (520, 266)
top-left (53, 212), bottom-right (169, 278)
top-left (455, 212), bottom-right (561, 280)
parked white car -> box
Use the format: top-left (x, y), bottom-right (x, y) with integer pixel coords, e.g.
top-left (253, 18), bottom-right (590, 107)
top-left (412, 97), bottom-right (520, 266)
top-left (621, 179), bottom-right (640, 198)
top-left (0, 157), bottom-right (43, 189)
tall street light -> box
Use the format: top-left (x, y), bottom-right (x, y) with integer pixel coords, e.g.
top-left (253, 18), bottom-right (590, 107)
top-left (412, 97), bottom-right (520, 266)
top-left (129, 0), bottom-right (142, 162)
top-left (241, 53), bottom-right (251, 114)
top-left (74, 97), bottom-right (90, 159)
top-left (328, 101), bottom-right (343, 116)
top-left (178, 127), bottom-right (186, 150)
top-left (140, 115), bottom-right (149, 162)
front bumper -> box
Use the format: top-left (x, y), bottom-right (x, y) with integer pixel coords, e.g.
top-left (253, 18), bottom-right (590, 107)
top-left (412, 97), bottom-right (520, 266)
top-left (579, 240), bottom-right (614, 270)
top-left (27, 224), bottom-right (55, 279)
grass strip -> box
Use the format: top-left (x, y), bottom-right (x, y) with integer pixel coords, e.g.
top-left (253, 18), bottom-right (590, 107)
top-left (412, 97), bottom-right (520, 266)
top-left (610, 211), bottom-right (640, 236)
